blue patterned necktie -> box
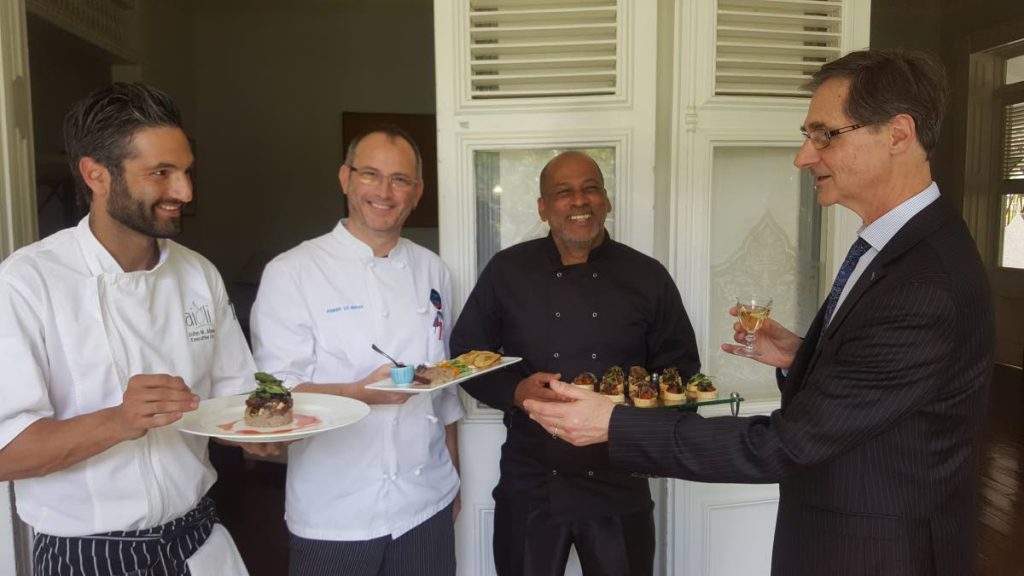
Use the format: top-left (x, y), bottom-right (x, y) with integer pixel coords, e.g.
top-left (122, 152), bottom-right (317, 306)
top-left (823, 237), bottom-right (871, 327)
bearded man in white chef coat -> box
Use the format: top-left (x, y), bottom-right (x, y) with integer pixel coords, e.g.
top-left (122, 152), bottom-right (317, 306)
top-left (250, 126), bottom-right (463, 576)
top-left (0, 83), bottom-right (255, 575)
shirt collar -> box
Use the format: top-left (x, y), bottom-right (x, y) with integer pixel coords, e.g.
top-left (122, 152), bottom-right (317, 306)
top-left (858, 182), bottom-right (940, 251)
top-left (542, 229), bottom-right (613, 268)
top-left (332, 219), bottom-right (409, 263)
top-left (73, 215), bottom-right (170, 276)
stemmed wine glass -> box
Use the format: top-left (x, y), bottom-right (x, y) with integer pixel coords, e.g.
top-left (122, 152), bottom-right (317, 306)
top-left (734, 295), bottom-right (773, 357)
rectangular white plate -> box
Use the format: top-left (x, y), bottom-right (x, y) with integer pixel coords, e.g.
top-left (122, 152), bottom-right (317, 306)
top-left (366, 356), bottom-right (523, 394)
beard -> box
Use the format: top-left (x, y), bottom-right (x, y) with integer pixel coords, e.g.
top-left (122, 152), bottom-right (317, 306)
top-left (106, 174), bottom-right (184, 238)
top-left (552, 217), bottom-right (606, 252)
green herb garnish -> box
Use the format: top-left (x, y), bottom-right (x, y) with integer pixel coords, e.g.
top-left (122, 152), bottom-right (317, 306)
top-left (687, 372), bottom-right (714, 391)
top-left (251, 372), bottom-right (289, 398)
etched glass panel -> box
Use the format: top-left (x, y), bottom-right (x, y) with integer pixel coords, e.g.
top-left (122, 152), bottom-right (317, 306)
top-left (473, 147), bottom-right (616, 274)
top-left (1001, 194), bottom-right (1024, 270)
top-left (709, 146), bottom-right (821, 399)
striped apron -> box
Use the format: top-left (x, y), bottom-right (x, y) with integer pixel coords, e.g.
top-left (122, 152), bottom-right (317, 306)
top-left (32, 497), bottom-right (219, 576)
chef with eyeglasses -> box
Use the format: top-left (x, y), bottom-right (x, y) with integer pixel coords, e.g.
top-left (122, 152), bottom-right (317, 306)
top-left (250, 126), bottom-right (463, 576)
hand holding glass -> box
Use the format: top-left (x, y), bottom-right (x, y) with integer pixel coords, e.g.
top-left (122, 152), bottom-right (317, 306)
top-left (735, 296), bottom-right (773, 357)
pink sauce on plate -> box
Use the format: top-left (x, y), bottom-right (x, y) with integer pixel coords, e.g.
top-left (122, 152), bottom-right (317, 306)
top-left (216, 413), bottom-right (321, 434)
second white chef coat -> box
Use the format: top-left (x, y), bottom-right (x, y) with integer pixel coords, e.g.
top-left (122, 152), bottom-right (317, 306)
top-left (251, 220), bottom-right (464, 541)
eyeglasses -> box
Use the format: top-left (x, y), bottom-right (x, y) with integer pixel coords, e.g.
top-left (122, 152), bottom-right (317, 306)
top-left (800, 123), bottom-right (867, 150)
top-left (347, 166), bottom-right (419, 191)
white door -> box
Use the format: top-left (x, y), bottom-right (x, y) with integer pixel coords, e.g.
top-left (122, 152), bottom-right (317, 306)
top-left (433, 2), bottom-right (660, 574)
top-left (435, 1), bottom-right (872, 574)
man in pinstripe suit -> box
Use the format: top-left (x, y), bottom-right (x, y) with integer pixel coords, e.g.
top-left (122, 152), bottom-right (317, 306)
top-left (524, 48), bottom-right (995, 576)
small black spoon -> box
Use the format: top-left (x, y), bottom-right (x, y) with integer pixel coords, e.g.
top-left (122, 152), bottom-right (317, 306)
top-left (371, 343), bottom-right (404, 367)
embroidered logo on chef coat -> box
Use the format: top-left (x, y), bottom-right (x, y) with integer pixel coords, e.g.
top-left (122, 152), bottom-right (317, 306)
top-left (430, 289), bottom-right (443, 340)
top-left (185, 300), bottom-right (215, 343)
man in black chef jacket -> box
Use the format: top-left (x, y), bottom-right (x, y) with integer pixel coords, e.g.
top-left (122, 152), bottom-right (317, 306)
top-left (452, 150), bottom-right (700, 576)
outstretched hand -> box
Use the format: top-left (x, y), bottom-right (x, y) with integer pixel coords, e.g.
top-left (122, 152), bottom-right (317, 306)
top-left (721, 306), bottom-right (802, 369)
top-left (524, 381), bottom-right (615, 447)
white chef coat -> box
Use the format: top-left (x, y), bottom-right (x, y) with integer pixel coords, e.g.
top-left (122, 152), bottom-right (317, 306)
top-left (0, 218), bottom-right (255, 552)
top-left (250, 220), bottom-right (464, 541)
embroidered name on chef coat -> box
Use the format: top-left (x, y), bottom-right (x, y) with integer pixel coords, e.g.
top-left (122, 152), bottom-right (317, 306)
top-left (184, 300), bottom-right (216, 343)
top-left (326, 304), bottom-right (365, 314)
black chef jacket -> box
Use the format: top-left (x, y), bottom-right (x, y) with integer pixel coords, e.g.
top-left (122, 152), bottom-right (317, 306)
top-left (453, 232), bottom-right (700, 522)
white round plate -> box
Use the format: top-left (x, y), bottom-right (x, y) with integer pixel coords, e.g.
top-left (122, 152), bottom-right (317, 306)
top-left (174, 392), bottom-right (370, 443)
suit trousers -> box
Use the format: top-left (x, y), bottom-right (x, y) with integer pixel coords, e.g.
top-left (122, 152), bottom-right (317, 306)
top-left (492, 498), bottom-right (654, 576)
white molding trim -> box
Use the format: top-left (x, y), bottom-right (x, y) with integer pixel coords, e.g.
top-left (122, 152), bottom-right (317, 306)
top-left (474, 505), bottom-right (496, 576)
top-left (0, 0), bottom-right (37, 261)
top-left (670, 478), bottom-right (781, 576)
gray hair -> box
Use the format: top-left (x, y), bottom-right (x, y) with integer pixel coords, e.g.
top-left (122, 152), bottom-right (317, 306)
top-left (803, 48), bottom-right (948, 158)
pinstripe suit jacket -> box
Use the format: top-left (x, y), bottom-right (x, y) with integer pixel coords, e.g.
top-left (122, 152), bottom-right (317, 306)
top-left (609, 198), bottom-right (994, 575)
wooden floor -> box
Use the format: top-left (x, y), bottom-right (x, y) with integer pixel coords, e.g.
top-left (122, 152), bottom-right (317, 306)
top-left (209, 362), bottom-right (1024, 576)
top-left (978, 362), bottom-right (1024, 576)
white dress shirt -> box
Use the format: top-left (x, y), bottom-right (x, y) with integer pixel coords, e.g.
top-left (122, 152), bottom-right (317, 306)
top-left (830, 182), bottom-right (941, 323)
top-left (251, 220), bottom-right (464, 541)
top-left (0, 219), bottom-right (254, 556)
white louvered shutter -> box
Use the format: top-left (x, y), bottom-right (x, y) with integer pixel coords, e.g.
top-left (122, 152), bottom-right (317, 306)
top-left (715, 0), bottom-right (843, 97)
top-left (468, 0), bottom-right (618, 100)
top-left (1004, 101), bottom-right (1024, 181)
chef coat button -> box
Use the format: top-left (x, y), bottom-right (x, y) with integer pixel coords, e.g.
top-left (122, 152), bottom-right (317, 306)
top-left (587, 470), bottom-right (595, 477)
top-left (592, 272), bottom-right (598, 278)
top-left (592, 312), bottom-right (598, 318)
top-left (551, 470), bottom-right (558, 476)
top-left (397, 262), bottom-right (406, 269)
top-left (382, 310), bottom-right (390, 318)
top-left (417, 307), bottom-right (427, 314)
top-left (556, 272), bottom-right (562, 278)
top-left (555, 312), bottom-right (561, 318)
top-left (591, 353), bottom-right (598, 360)
top-left (414, 468), bottom-right (422, 476)
top-left (390, 473), bottom-right (397, 480)
top-left (369, 262), bottom-right (376, 269)
top-left (553, 352), bottom-right (560, 359)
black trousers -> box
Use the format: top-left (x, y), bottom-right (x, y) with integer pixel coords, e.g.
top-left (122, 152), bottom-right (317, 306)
top-left (492, 499), bottom-right (655, 576)
top-left (289, 500), bottom-right (456, 576)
